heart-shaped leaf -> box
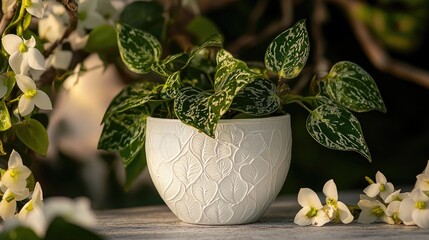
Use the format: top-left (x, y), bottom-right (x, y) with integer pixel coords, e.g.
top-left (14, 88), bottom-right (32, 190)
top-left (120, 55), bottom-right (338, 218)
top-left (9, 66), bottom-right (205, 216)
top-left (230, 79), bottom-right (280, 116)
top-left (15, 119), bottom-right (49, 156)
top-left (160, 71), bottom-right (182, 99)
top-left (265, 19), bottom-right (309, 79)
top-left (306, 104), bottom-right (371, 161)
top-left (322, 61), bottom-right (386, 113)
top-left (102, 82), bottom-right (159, 123)
top-left (175, 51), bottom-right (260, 137)
top-left (116, 23), bottom-right (162, 74)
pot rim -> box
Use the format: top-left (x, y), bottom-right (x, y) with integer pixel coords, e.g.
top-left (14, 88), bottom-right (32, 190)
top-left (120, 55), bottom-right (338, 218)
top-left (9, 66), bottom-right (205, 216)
top-left (147, 114), bottom-right (290, 124)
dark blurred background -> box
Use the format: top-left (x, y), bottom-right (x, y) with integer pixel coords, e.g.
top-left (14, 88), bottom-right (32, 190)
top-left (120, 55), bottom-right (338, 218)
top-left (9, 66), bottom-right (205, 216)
top-left (35, 0), bottom-right (429, 209)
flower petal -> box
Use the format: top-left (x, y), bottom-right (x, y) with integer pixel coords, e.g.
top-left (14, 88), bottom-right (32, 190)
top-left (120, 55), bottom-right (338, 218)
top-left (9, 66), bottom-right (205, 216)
top-left (399, 197), bottom-right (416, 225)
top-left (27, 48), bottom-right (46, 70)
top-left (337, 201), bottom-right (353, 224)
top-left (297, 188), bottom-right (322, 209)
top-left (424, 160), bottom-right (429, 175)
top-left (34, 90), bottom-right (52, 110)
top-left (323, 179), bottom-right (338, 200)
top-left (412, 209), bottom-right (429, 228)
top-left (313, 211), bottom-right (331, 226)
top-left (16, 74), bottom-right (36, 93)
top-left (2, 34), bottom-right (21, 55)
top-left (9, 52), bottom-right (29, 74)
top-left (357, 209), bottom-right (377, 224)
top-left (386, 201), bottom-right (401, 216)
top-left (294, 207), bottom-right (312, 226)
top-left (19, 96), bottom-right (35, 116)
top-left (363, 183), bottom-right (380, 198)
top-left (0, 198), bottom-right (16, 221)
top-left (26, 0), bottom-right (45, 18)
top-left (376, 171), bottom-right (387, 184)
top-left (32, 182), bottom-right (44, 206)
top-left (8, 149), bottom-right (24, 168)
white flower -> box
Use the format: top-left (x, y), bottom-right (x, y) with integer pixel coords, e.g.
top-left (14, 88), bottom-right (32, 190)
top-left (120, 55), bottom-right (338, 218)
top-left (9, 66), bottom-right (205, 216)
top-left (67, 27), bottom-right (89, 51)
top-left (323, 179), bottom-right (353, 224)
top-left (38, 13), bottom-right (67, 43)
top-left (62, 63), bottom-right (82, 90)
top-left (399, 189), bottom-right (429, 228)
top-left (0, 188), bottom-right (29, 220)
top-left (78, 0), bottom-right (105, 29)
top-left (44, 197), bottom-right (97, 228)
top-left (415, 161), bottom-right (429, 191)
top-left (357, 199), bottom-right (393, 224)
top-left (385, 189), bottom-right (409, 204)
top-left (16, 74), bottom-right (52, 116)
top-left (294, 188), bottom-right (330, 226)
top-left (386, 201), bottom-right (402, 224)
top-left (363, 171), bottom-right (394, 201)
top-left (24, 0), bottom-right (44, 18)
top-left (18, 182), bottom-right (43, 221)
top-left (46, 48), bottom-right (72, 70)
top-left (1, 34), bottom-right (45, 74)
top-left (0, 150), bottom-right (31, 193)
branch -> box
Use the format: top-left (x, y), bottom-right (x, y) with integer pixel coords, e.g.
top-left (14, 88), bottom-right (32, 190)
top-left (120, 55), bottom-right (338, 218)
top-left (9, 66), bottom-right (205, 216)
top-left (44, 0), bottom-right (78, 57)
top-left (0, 4), bottom-right (16, 35)
top-left (327, 0), bottom-right (429, 89)
top-left (226, 0), bottom-right (294, 54)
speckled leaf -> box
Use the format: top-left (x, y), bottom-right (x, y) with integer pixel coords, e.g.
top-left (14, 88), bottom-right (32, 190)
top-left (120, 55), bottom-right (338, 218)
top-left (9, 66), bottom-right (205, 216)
top-left (102, 83), bottom-right (158, 123)
top-left (151, 53), bottom-right (187, 76)
top-left (0, 101), bottom-right (11, 131)
top-left (322, 61), bottom-right (386, 113)
top-left (214, 49), bottom-right (250, 91)
top-left (117, 23), bottom-right (162, 74)
top-left (230, 79), bottom-right (280, 116)
top-left (175, 59), bottom-right (259, 137)
top-left (98, 107), bottom-right (149, 152)
top-left (160, 71), bottom-right (182, 99)
top-left (265, 19), bottom-right (309, 79)
top-left (306, 104), bottom-right (371, 161)
top-left (187, 34), bottom-right (223, 64)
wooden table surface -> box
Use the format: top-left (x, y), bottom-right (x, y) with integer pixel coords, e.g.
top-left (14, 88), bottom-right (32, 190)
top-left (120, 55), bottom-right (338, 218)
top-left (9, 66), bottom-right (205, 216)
top-left (95, 192), bottom-right (429, 240)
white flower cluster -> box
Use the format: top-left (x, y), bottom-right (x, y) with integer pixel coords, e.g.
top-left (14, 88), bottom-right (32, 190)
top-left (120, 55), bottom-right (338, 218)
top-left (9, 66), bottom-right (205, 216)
top-left (0, 150), bottom-right (96, 237)
top-left (357, 161), bottom-right (429, 228)
top-left (294, 179), bottom-right (353, 226)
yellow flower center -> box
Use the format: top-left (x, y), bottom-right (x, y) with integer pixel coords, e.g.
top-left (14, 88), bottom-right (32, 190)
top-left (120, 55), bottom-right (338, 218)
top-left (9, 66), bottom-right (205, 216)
top-left (415, 201), bottom-right (427, 210)
top-left (9, 169), bottom-right (17, 178)
top-left (306, 207), bottom-right (318, 218)
top-left (19, 42), bottom-right (28, 52)
top-left (5, 195), bottom-right (15, 203)
top-left (25, 89), bottom-right (37, 98)
top-left (25, 201), bottom-right (34, 211)
top-left (371, 206), bottom-right (384, 217)
top-left (326, 198), bottom-right (337, 206)
top-left (379, 184), bottom-right (386, 192)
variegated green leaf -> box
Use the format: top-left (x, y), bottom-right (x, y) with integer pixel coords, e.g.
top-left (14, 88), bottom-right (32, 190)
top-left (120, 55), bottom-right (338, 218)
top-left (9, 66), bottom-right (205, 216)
top-left (151, 53), bottom-right (187, 76)
top-left (187, 34), bottom-right (223, 64)
top-left (230, 79), bottom-right (280, 116)
top-left (214, 49), bottom-right (254, 91)
top-left (322, 61), bottom-right (386, 113)
top-left (0, 101), bottom-right (11, 131)
top-left (264, 19), bottom-right (309, 79)
top-left (102, 82), bottom-right (158, 123)
top-left (306, 104), bottom-right (371, 161)
top-left (175, 54), bottom-right (260, 137)
top-left (160, 71), bottom-right (182, 99)
top-left (117, 23), bottom-right (162, 74)
top-left (98, 107), bottom-right (149, 151)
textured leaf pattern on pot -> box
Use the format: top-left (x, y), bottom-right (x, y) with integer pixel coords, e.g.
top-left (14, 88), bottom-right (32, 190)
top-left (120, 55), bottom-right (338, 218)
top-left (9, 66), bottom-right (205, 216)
top-left (240, 156), bottom-right (269, 185)
top-left (173, 155), bottom-right (203, 187)
top-left (190, 133), bottom-right (216, 163)
top-left (306, 104), bottom-right (371, 161)
top-left (192, 174), bottom-right (218, 205)
top-left (265, 19), bottom-right (309, 79)
top-left (117, 23), bottom-right (162, 74)
top-left (219, 171), bottom-right (248, 204)
top-left (176, 195), bottom-right (203, 223)
top-left (205, 158), bottom-right (233, 182)
top-left (322, 61), bottom-right (386, 113)
top-left (204, 199), bottom-right (234, 224)
top-left (235, 133), bottom-right (267, 164)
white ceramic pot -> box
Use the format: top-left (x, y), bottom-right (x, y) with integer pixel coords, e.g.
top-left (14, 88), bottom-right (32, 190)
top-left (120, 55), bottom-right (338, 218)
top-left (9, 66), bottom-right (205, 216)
top-left (145, 114), bottom-right (292, 225)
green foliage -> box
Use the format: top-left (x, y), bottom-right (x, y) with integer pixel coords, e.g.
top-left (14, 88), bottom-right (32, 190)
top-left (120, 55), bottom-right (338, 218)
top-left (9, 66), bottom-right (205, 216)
top-left (186, 16), bottom-right (221, 44)
top-left (15, 118), bottom-right (49, 156)
top-left (0, 101), bottom-right (11, 131)
top-left (99, 19), bottom-right (386, 188)
top-left (84, 25), bottom-right (118, 54)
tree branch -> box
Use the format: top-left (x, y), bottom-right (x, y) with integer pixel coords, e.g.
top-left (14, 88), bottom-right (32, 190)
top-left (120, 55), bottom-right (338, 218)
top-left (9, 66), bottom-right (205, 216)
top-left (327, 0), bottom-right (429, 89)
top-left (44, 0), bottom-right (78, 57)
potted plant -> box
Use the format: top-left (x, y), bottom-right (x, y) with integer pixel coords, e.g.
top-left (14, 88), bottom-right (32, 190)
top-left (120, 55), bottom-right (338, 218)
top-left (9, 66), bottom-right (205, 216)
top-left (98, 18), bottom-right (386, 225)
